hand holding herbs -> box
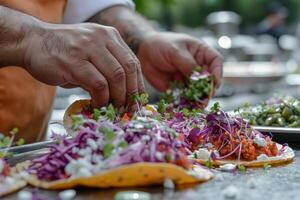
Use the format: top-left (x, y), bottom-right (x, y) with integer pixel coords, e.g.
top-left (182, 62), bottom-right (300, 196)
top-left (159, 67), bottom-right (213, 112)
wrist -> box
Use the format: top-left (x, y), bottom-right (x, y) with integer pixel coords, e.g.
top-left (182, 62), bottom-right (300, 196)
top-left (22, 20), bottom-right (50, 69)
top-left (134, 30), bottom-right (158, 55)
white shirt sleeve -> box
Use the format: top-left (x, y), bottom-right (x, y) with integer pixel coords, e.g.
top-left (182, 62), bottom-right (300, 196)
top-left (63, 0), bottom-right (135, 24)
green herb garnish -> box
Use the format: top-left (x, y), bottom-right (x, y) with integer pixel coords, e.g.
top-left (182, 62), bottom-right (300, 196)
top-left (132, 93), bottom-right (149, 105)
top-left (93, 108), bottom-right (101, 121)
top-left (157, 99), bottom-right (167, 114)
top-left (118, 141), bottom-right (128, 148)
top-left (204, 159), bottom-right (213, 168)
top-left (99, 126), bottom-right (116, 141)
top-left (105, 104), bottom-right (116, 121)
top-left (183, 75), bottom-right (211, 101)
top-left (71, 115), bottom-right (84, 129)
top-left (237, 164), bottom-right (246, 172)
top-left (165, 154), bottom-right (173, 162)
top-left (10, 127), bottom-right (19, 135)
top-left (263, 163), bottom-right (271, 170)
top-left (210, 102), bottom-right (220, 113)
top-left (103, 143), bottom-right (114, 158)
top-left (0, 136), bottom-right (10, 148)
top-left (16, 138), bottom-right (25, 146)
top-left (182, 108), bottom-right (190, 117)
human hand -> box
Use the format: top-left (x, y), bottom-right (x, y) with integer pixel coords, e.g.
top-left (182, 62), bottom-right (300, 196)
top-left (23, 23), bottom-right (144, 108)
top-left (137, 32), bottom-right (223, 93)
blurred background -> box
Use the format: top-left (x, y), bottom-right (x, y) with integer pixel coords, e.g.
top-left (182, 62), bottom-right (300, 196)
top-left (48, 0), bottom-right (300, 136)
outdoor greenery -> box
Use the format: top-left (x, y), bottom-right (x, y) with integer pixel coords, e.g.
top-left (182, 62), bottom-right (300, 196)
top-left (133, 0), bottom-right (300, 30)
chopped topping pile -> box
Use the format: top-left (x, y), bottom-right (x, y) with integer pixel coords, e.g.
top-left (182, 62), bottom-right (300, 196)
top-left (29, 116), bottom-right (192, 181)
top-left (27, 68), bottom-right (288, 181)
top-left (186, 103), bottom-right (280, 161)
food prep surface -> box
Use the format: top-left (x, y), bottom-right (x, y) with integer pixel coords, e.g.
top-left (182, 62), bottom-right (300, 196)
top-left (3, 146), bottom-right (300, 200)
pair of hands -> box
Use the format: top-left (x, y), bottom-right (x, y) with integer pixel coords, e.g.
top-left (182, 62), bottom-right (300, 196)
top-left (24, 23), bottom-right (223, 108)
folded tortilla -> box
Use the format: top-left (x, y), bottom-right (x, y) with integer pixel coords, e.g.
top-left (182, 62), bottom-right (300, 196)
top-left (0, 168), bottom-right (27, 197)
top-left (193, 143), bottom-right (294, 167)
top-left (63, 99), bottom-right (91, 135)
top-left (16, 161), bottom-right (213, 189)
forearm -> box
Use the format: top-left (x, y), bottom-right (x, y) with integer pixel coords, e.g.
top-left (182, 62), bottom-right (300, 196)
top-left (0, 6), bottom-right (42, 67)
top-left (88, 6), bottom-right (156, 54)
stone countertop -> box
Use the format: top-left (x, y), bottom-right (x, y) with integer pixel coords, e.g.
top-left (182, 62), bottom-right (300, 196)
top-left (3, 146), bottom-right (300, 200)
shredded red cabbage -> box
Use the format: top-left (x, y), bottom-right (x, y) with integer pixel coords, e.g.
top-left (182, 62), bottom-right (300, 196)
top-left (29, 117), bottom-right (192, 181)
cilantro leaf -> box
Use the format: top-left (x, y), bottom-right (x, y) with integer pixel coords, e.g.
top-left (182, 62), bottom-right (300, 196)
top-left (99, 126), bottom-right (116, 141)
top-left (103, 143), bottom-right (114, 158)
top-left (205, 159), bottom-right (213, 168)
top-left (71, 115), bottom-right (84, 128)
top-left (106, 104), bottom-right (116, 121)
top-left (140, 93), bottom-right (149, 105)
top-left (263, 163), bottom-right (271, 170)
top-left (182, 108), bottom-right (190, 117)
top-left (194, 66), bottom-right (202, 72)
top-left (93, 108), bottom-right (101, 121)
top-left (118, 141), bottom-right (128, 148)
top-left (0, 136), bottom-right (10, 148)
top-left (234, 107), bottom-right (241, 113)
top-left (10, 127), bottom-right (19, 135)
top-left (210, 102), bottom-right (220, 113)
top-left (16, 138), bottom-right (25, 146)
top-left (132, 93), bottom-right (149, 105)
top-left (157, 99), bottom-right (167, 114)
top-left (165, 154), bottom-right (173, 162)
top-left (237, 164), bottom-right (246, 172)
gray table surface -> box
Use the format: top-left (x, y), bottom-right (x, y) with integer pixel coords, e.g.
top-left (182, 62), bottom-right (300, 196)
top-left (4, 83), bottom-right (300, 200)
top-left (2, 145), bottom-right (300, 200)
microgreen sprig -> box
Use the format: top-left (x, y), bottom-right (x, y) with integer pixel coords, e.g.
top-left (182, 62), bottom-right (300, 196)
top-left (132, 93), bottom-right (149, 116)
top-left (237, 164), bottom-right (246, 173)
top-left (210, 102), bottom-right (220, 113)
top-left (0, 127), bottom-right (25, 159)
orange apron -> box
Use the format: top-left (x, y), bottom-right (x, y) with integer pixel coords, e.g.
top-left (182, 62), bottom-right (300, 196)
top-left (0, 0), bottom-right (67, 143)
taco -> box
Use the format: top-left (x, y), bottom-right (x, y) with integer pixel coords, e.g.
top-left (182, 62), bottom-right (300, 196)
top-left (63, 98), bottom-right (159, 135)
top-left (18, 116), bottom-right (213, 189)
top-left (180, 103), bottom-right (295, 167)
top-left (0, 159), bottom-right (26, 197)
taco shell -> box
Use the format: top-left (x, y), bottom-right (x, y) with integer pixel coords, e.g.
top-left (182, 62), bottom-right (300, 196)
top-left (194, 143), bottom-right (294, 167)
top-left (0, 168), bottom-right (27, 197)
top-left (63, 99), bottom-right (91, 135)
top-left (16, 161), bottom-right (213, 189)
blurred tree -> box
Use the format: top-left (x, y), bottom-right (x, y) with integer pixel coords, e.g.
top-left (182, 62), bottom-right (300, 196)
top-left (133, 0), bottom-right (300, 32)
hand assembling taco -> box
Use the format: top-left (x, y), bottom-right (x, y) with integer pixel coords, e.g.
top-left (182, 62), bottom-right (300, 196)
top-left (180, 103), bottom-right (295, 167)
top-left (17, 116), bottom-right (213, 189)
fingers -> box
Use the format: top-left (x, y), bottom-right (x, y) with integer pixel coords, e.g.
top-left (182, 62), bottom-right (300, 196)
top-left (112, 30), bottom-right (146, 95)
top-left (143, 63), bottom-right (172, 92)
top-left (90, 50), bottom-right (126, 108)
top-left (60, 83), bottom-right (77, 88)
top-left (70, 60), bottom-right (109, 107)
top-left (137, 66), bottom-right (146, 94)
top-left (172, 48), bottom-right (198, 78)
top-left (194, 42), bottom-right (224, 88)
top-left (106, 41), bottom-right (141, 105)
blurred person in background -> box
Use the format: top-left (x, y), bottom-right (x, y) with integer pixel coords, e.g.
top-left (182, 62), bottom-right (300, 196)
top-left (0, 0), bottom-right (223, 143)
top-left (256, 2), bottom-right (288, 41)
